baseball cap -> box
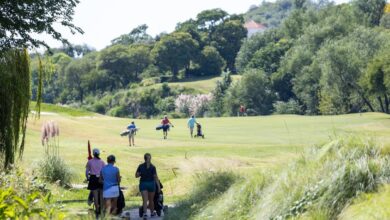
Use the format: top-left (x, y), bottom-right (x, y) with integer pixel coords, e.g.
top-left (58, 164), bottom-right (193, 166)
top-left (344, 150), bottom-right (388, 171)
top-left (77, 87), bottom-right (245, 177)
top-left (93, 148), bottom-right (100, 155)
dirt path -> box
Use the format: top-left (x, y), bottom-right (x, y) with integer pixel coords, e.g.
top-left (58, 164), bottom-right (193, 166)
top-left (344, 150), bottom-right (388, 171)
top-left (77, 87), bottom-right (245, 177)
top-left (119, 208), bottom-right (164, 220)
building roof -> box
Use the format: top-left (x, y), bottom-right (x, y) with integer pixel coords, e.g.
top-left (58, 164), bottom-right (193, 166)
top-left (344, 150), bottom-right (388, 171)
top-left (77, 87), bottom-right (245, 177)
top-left (244, 20), bottom-right (267, 29)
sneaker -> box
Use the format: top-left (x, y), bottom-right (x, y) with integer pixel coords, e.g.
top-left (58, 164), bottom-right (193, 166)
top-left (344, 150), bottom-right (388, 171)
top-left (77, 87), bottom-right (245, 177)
top-left (151, 211), bottom-right (157, 217)
top-left (143, 213), bottom-right (148, 219)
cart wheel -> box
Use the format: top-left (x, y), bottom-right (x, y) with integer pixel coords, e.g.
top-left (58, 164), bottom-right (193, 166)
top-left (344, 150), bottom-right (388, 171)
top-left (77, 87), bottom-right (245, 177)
top-left (163, 205), bottom-right (168, 214)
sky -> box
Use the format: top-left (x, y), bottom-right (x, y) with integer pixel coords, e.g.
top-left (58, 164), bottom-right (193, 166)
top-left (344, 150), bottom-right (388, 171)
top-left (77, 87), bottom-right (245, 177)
top-left (41, 0), bottom-right (351, 50)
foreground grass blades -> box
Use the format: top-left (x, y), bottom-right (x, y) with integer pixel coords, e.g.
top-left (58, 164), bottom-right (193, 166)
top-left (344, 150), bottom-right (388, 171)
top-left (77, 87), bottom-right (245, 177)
top-left (166, 137), bottom-right (390, 220)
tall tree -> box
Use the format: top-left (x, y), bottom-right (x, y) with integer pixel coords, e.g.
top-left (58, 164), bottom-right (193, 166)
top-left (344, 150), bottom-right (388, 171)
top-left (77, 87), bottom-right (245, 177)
top-left (353, 0), bottom-right (386, 26)
top-left (0, 0), bottom-right (83, 50)
top-left (0, 0), bottom-right (81, 168)
top-left (151, 32), bottom-right (199, 78)
top-left (212, 19), bottom-right (247, 72)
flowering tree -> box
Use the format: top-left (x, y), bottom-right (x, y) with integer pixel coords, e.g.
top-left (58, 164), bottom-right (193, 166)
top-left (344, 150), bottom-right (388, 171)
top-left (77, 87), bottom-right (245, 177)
top-left (175, 94), bottom-right (213, 117)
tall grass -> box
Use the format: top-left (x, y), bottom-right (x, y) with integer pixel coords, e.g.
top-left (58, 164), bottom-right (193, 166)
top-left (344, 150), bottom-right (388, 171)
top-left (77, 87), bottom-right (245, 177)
top-left (257, 137), bottom-right (390, 219)
top-left (164, 171), bottom-right (238, 220)
top-left (170, 137), bottom-right (390, 220)
top-left (38, 121), bottom-right (73, 187)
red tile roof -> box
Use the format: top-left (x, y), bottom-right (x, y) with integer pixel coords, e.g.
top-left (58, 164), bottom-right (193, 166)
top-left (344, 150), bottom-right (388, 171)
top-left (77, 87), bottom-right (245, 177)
top-left (244, 20), bottom-right (267, 29)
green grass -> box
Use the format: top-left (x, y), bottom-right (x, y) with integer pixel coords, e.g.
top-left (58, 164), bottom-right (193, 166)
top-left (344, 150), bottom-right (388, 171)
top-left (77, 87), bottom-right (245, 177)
top-left (19, 105), bottom-right (390, 218)
top-left (30, 102), bottom-right (94, 117)
top-left (339, 184), bottom-right (390, 220)
top-left (137, 75), bottom-right (242, 94)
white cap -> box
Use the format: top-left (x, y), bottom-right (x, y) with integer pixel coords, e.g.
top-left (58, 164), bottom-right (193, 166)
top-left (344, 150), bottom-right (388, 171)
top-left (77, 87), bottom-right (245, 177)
top-left (93, 148), bottom-right (100, 155)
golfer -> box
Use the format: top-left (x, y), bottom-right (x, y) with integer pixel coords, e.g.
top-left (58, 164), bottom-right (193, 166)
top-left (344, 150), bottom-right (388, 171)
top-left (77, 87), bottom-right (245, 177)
top-left (100, 155), bottom-right (121, 215)
top-left (161, 115), bottom-right (174, 139)
top-left (127, 121), bottom-right (137, 147)
top-left (187, 115), bottom-right (197, 137)
top-left (136, 153), bottom-right (160, 219)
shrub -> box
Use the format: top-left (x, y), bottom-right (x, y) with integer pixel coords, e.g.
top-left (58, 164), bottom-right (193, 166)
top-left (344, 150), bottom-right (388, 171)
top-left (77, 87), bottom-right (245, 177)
top-left (38, 155), bottom-right (73, 187)
top-left (273, 99), bottom-right (302, 114)
top-left (0, 168), bottom-right (64, 219)
top-left (107, 106), bottom-right (128, 117)
top-left (175, 94), bottom-right (213, 117)
top-left (93, 103), bottom-right (106, 114)
top-left (140, 77), bottom-right (160, 86)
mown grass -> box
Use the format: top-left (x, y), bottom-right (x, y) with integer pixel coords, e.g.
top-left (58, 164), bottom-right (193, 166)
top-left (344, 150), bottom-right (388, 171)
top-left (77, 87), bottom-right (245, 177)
top-left (19, 106), bottom-right (390, 218)
top-left (30, 102), bottom-right (93, 117)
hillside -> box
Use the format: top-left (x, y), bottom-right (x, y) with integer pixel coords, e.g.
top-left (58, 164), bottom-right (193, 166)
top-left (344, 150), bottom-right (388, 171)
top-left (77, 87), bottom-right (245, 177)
top-left (21, 104), bottom-right (390, 218)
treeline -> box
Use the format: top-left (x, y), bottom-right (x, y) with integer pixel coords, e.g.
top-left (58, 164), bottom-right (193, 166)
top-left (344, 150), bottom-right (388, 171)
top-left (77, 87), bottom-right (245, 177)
top-left (31, 9), bottom-right (246, 105)
top-left (227, 0), bottom-right (390, 115)
top-left (33, 0), bottom-right (390, 117)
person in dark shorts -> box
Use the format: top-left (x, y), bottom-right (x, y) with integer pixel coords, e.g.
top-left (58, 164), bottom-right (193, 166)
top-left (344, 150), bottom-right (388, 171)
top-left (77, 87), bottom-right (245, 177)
top-left (86, 148), bottom-right (105, 215)
top-left (161, 115), bottom-right (174, 139)
top-left (136, 153), bottom-right (161, 219)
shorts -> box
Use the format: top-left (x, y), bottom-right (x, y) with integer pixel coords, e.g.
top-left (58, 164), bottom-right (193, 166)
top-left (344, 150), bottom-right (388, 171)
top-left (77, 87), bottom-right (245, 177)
top-left (87, 175), bottom-right (102, 190)
top-left (103, 185), bottom-right (119, 199)
top-left (139, 181), bottom-right (156, 192)
top-left (162, 125), bottom-right (170, 132)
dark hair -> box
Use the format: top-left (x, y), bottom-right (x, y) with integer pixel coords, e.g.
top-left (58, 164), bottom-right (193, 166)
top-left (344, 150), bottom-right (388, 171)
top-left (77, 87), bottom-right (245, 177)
top-left (144, 153), bottom-right (151, 161)
top-left (107, 155), bottom-right (116, 163)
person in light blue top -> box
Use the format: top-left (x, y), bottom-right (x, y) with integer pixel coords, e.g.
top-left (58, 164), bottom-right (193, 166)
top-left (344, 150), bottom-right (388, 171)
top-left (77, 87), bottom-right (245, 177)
top-left (100, 155), bottom-right (121, 215)
top-left (187, 115), bottom-right (197, 137)
top-left (127, 121), bottom-right (137, 147)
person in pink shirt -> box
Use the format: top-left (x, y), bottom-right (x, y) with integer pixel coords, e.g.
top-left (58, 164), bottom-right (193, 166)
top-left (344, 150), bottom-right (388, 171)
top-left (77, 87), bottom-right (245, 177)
top-left (86, 148), bottom-right (105, 215)
top-left (161, 115), bottom-right (174, 139)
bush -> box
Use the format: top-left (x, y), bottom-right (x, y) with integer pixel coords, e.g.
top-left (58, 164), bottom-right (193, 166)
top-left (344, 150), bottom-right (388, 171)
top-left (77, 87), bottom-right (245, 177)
top-left (175, 94), bottom-right (213, 117)
top-left (93, 103), bottom-right (106, 114)
top-left (107, 106), bottom-right (128, 117)
top-left (0, 168), bottom-right (65, 219)
top-left (38, 155), bottom-right (73, 187)
top-left (140, 77), bottom-right (160, 86)
top-left (273, 99), bottom-right (302, 114)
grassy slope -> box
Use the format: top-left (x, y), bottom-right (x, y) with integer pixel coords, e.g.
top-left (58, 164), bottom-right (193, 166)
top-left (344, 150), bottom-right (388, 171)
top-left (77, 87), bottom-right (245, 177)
top-left (21, 104), bottom-right (390, 217)
top-left (138, 75), bottom-right (242, 94)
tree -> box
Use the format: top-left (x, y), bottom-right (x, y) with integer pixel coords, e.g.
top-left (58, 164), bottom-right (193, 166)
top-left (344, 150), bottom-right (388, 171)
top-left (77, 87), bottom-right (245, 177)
top-left (364, 51), bottom-right (390, 113)
top-left (212, 19), bottom-right (247, 72)
top-left (64, 56), bottom-right (95, 103)
top-left (198, 46), bottom-right (225, 76)
top-left (111, 24), bottom-right (154, 45)
top-left (128, 45), bottom-right (152, 79)
top-left (151, 32), bottom-right (199, 78)
top-left (97, 44), bottom-right (136, 90)
top-left (197, 9), bottom-right (228, 32)
top-left (0, 0), bottom-right (80, 168)
top-left (0, 0), bottom-right (83, 50)
top-left (353, 0), bottom-right (386, 26)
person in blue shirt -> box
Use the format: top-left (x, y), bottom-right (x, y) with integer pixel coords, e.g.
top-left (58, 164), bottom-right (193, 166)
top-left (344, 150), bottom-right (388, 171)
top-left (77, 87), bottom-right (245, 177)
top-left (100, 155), bottom-right (121, 215)
top-left (187, 115), bottom-right (197, 137)
top-left (127, 121), bottom-right (137, 147)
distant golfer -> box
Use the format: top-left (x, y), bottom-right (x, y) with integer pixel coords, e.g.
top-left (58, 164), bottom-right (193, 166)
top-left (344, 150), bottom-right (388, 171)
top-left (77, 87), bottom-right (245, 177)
top-left (187, 115), bottom-right (197, 137)
top-left (161, 115), bottom-right (174, 139)
top-left (127, 121), bottom-right (137, 147)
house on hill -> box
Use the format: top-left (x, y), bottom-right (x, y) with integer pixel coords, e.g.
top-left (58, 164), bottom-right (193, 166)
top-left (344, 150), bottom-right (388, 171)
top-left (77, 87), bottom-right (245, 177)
top-left (244, 20), bottom-right (267, 38)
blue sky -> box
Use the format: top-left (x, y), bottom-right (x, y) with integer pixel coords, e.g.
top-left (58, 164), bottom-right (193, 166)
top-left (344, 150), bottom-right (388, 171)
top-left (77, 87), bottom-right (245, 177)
top-left (41, 0), bottom-right (350, 50)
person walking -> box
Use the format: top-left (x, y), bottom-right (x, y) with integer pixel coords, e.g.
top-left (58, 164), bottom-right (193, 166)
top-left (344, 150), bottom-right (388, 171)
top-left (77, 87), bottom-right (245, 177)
top-left (86, 148), bottom-right (105, 216)
top-left (187, 115), bottom-right (197, 137)
top-left (161, 115), bottom-right (174, 139)
top-left (136, 153), bottom-right (160, 220)
top-left (127, 121), bottom-right (137, 147)
top-left (100, 155), bottom-right (121, 216)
